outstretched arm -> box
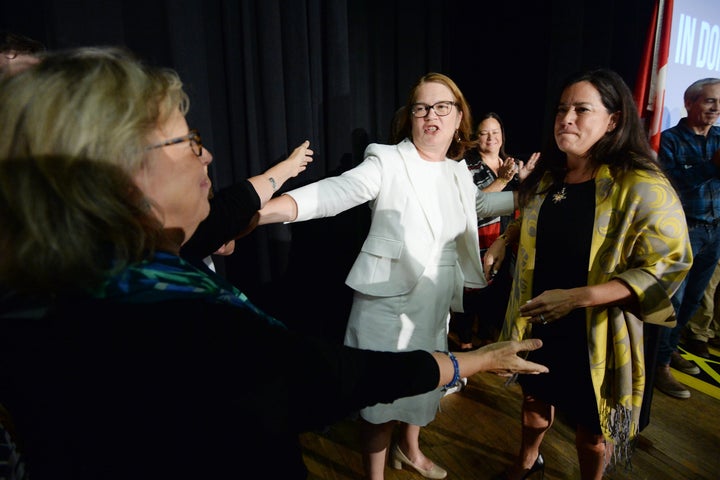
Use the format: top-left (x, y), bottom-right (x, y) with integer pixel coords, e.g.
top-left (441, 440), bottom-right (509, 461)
top-left (181, 141), bottom-right (312, 259)
top-left (257, 194), bottom-right (299, 225)
top-left (248, 140), bottom-right (313, 207)
top-left (434, 339), bottom-right (547, 382)
top-left (476, 189), bottom-right (517, 218)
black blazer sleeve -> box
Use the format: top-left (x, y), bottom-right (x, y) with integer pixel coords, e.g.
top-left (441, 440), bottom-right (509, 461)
top-left (179, 180), bottom-right (261, 261)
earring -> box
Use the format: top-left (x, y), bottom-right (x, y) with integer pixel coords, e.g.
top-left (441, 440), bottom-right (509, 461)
top-left (455, 129), bottom-right (461, 141)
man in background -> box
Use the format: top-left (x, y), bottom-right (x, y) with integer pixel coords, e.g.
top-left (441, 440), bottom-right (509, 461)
top-left (656, 77), bottom-right (720, 399)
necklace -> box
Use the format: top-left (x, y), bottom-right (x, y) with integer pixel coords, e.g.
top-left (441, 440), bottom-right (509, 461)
top-left (552, 185), bottom-right (567, 203)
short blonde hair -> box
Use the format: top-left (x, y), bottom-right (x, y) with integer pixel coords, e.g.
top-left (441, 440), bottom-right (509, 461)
top-left (0, 46), bottom-right (188, 174)
top-left (0, 155), bottom-right (168, 294)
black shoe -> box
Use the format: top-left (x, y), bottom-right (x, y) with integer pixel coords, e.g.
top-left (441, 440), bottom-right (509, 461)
top-left (525, 454), bottom-right (544, 479)
top-left (493, 454), bottom-right (545, 480)
top-left (683, 339), bottom-right (710, 359)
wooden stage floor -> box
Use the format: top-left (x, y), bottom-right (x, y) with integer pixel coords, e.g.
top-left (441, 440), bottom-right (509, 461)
top-left (301, 345), bottom-right (720, 479)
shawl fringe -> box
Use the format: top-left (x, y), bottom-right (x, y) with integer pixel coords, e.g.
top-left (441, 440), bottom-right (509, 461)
top-left (601, 403), bottom-right (638, 473)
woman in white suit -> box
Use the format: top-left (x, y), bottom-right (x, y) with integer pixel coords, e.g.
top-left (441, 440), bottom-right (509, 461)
top-left (259, 72), bottom-right (516, 479)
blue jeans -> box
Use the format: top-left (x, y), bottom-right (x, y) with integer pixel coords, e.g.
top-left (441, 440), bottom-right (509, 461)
top-left (657, 222), bottom-right (720, 365)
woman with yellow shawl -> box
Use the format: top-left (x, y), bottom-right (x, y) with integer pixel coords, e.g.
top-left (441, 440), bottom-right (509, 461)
top-left (484, 68), bottom-right (692, 480)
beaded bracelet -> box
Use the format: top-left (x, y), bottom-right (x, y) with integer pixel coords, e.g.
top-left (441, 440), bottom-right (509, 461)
top-left (436, 350), bottom-right (460, 391)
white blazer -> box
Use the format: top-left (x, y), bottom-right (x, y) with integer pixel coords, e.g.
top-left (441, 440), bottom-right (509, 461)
top-left (287, 139), bottom-right (514, 306)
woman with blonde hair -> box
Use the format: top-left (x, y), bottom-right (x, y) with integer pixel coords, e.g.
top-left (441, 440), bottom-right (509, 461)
top-left (0, 48), bottom-right (547, 479)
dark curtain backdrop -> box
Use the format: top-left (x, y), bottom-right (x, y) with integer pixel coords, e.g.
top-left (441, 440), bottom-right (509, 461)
top-left (3, 0), bottom-right (654, 339)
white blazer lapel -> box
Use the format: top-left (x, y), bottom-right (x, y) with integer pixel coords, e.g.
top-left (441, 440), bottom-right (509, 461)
top-left (397, 140), bottom-right (439, 240)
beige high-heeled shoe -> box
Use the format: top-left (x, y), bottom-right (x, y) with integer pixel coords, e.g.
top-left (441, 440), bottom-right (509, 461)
top-left (390, 443), bottom-right (447, 479)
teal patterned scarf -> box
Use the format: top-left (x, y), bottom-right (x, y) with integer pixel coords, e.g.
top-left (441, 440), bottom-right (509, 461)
top-left (93, 251), bottom-right (285, 328)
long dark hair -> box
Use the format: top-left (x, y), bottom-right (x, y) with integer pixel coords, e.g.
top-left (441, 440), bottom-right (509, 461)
top-left (518, 68), bottom-right (661, 207)
top-left (473, 111), bottom-right (508, 160)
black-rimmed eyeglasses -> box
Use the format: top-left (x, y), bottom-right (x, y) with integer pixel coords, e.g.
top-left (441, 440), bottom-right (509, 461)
top-left (146, 129), bottom-right (203, 157)
top-left (409, 101), bottom-right (458, 118)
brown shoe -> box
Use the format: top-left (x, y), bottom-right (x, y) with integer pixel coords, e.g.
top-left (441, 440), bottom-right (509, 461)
top-left (670, 351), bottom-right (700, 375)
top-left (655, 365), bottom-right (690, 399)
top-left (683, 339), bottom-right (710, 359)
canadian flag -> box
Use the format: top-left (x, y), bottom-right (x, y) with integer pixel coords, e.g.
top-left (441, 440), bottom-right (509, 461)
top-left (634, 0), bottom-right (674, 153)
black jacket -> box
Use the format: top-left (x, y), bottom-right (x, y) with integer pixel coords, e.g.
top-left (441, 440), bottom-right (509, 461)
top-left (179, 180), bottom-right (260, 264)
top-left (0, 296), bottom-right (439, 479)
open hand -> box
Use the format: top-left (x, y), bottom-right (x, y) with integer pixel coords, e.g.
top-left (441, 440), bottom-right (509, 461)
top-left (472, 339), bottom-right (548, 376)
top-left (285, 140), bottom-right (314, 177)
top-left (517, 152), bottom-right (540, 182)
top-left (519, 289), bottom-right (577, 325)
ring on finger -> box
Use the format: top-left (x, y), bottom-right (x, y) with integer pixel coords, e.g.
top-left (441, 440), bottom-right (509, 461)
top-left (540, 313), bottom-right (548, 325)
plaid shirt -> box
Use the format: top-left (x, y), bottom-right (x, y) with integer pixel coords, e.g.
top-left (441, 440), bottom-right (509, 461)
top-left (658, 119), bottom-right (720, 225)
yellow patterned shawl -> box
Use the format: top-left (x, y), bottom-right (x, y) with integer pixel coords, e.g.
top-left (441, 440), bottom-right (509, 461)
top-left (500, 164), bottom-right (692, 463)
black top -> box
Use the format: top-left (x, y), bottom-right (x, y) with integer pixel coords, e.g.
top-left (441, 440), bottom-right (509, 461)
top-left (520, 180), bottom-right (600, 430)
top-left (0, 297), bottom-right (439, 479)
top-left (179, 180), bottom-right (261, 263)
